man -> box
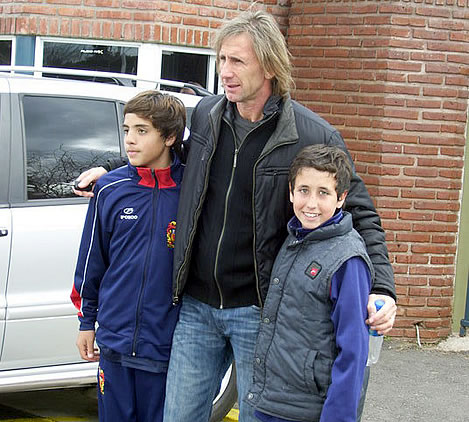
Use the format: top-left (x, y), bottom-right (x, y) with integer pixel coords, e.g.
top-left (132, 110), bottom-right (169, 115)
top-left (75, 10), bottom-right (397, 422)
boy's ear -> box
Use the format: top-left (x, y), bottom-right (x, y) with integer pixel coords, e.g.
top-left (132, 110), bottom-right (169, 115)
top-left (289, 182), bottom-right (294, 203)
top-left (164, 135), bottom-right (176, 147)
top-left (337, 191), bottom-right (348, 209)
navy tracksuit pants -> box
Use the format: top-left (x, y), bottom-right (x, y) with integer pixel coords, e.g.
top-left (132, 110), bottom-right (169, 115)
top-left (97, 356), bottom-right (167, 422)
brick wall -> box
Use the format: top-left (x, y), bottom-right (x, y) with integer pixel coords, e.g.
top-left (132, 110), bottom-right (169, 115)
top-left (0, 0), bottom-right (289, 46)
top-left (2, 0), bottom-right (468, 341)
top-left (289, 0), bottom-right (469, 341)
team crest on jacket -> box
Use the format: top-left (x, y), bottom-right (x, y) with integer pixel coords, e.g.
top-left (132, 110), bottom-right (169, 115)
top-left (166, 221), bottom-right (176, 248)
top-left (305, 261), bottom-right (322, 279)
top-left (98, 366), bottom-right (105, 395)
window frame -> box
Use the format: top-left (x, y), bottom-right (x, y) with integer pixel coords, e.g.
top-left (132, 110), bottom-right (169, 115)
top-left (35, 37), bottom-right (220, 93)
top-left (0, 36), bottom-right (16, 66)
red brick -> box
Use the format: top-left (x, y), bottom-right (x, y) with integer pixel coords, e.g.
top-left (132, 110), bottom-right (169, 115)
top-left (398, 211), bottom-right (433, 221)
top-left (403, 145), bottom-right (439, 155)
top-left (408, 74), bottom-right (444, 84)
top-left (382, 220), bottom-right (412, 231)
top-left (410, 265), bottom-right (455, 275)
top-left (403, 167), bottom-right (438, 178)
top-left (395, 255), bottom-right (429, 265)
top-left (413, 220), bottom-right (458, 231)
top-left (395, 276), bottom-right (428, 286)
top-left (406, 98), bottom-right (441, 108)
top-left (423, 111), bottom-right (467, 122)
top-left (416, 178), bottom-right (461, 190)
top-left (430, 256), bottom-right (455, 265)
top-left (400, 189), bottom-right (435, 200)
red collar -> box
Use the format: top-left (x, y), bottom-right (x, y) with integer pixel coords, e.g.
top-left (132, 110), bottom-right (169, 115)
top-left (136, 166), bottom-right (176, 189)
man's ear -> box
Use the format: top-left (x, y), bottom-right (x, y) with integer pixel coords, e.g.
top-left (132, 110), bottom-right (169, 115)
top-left (337, 191), bottom-right (348, 209)
top-left (289, 183), bottom-right (294, 203)
top-left (165, 135), bottom-right (176, 147)
top-left (265, 70), bottom-right (274, 80)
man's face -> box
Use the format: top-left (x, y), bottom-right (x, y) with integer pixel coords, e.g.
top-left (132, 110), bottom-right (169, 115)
top-left (289, 167), bottom-right (347, 230)
top-left (123, 113), bottom-right (174, 169)
top-left (218, 33), bottom-right (273, 109)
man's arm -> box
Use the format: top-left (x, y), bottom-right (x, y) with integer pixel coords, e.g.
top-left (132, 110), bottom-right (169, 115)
top-left (328, 131), bottom-right (397, 332)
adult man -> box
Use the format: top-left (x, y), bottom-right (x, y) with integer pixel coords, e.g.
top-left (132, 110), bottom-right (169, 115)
top-left (76, 10), bottom-right (397, 422)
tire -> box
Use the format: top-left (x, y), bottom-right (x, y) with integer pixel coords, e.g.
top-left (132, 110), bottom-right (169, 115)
top-left (210, 363), bottom-right (238, 422)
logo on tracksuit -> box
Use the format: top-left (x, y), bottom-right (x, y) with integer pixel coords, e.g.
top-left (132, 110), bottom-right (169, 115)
top-left (166, 221), bottom-right (176, 248)
top-left (120, 207), bottom-right (138, 220)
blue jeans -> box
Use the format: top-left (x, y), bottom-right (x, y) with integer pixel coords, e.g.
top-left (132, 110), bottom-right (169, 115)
top-left (163, 295), bottom-right (261, 422)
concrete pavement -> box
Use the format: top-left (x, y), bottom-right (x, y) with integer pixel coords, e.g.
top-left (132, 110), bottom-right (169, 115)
top-left (361, 336), bottom-right (469, 422)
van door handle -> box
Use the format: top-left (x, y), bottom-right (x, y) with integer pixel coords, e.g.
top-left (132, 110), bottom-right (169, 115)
top-left (0, 228), bottom-right (8, 236)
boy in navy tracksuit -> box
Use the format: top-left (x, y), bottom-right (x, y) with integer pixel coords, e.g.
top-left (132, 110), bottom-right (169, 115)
top-left (246, 145), bottom-right (373, 422)
top-left (71, 91), bottom-right (186, 422)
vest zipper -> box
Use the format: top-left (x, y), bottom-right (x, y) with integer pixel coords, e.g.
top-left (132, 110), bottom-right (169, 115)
top-left (132, 170), bottom-right (158, 355)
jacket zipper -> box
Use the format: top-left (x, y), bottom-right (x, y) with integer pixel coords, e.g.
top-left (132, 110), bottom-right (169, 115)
top-left (213, 116), bottom-right (269, 309)
top-left (251, 114), bottom-right (297, 308)
top-left (212, 142), bottom-right (239, 309)
top-left (174, 119), bottom-right (218, 304)
top-left (132, 170), bottom-right (158, 355)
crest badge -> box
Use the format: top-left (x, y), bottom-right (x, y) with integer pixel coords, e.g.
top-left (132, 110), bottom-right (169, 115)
top-left (98, 366), bottom-right (105, 395)
top-left (166, 221), bottom-right (176, 248)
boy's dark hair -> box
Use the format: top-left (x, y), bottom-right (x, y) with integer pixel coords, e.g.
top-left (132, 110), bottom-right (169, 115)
top-left (124, 90), bottom-right (186, 158)
top-left (289, 144), bottom-right (353, 198)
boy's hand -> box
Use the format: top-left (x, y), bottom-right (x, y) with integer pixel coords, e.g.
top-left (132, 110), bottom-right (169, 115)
top-left (73, 167), bottom-right (108, 198)
top-left (366, 294), bottom-right (397, 335)
top-left (76, 330), bottom-right (100, 361)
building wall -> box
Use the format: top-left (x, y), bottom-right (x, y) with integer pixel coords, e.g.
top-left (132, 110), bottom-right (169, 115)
top-left (289, 0), bottom-right (469, 341)
top-left (0, 0), bottom-right (289, 46)
top-left (1, 0), bottom-right (468, 342)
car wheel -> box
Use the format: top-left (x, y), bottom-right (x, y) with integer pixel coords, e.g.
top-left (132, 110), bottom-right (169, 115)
top-left (210, 363), bottom-right (237, 422)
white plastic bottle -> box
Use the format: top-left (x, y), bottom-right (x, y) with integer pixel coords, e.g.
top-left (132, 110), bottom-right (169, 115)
top-left (366, 299), bottom-right (385, 366)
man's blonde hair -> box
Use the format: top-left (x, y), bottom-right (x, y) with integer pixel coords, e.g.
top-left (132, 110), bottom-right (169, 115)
top-left (214, 9), bottom-right (294, 98)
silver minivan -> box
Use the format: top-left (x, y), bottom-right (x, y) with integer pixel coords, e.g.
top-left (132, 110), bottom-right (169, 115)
top-left (0, 69), bottom-right (236, 421)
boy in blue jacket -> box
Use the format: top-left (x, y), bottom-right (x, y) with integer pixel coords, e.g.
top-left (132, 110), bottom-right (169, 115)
top-left (246, 144), bottom-right (373, 422)
top-left (71, 90), bottom-right (186, 422)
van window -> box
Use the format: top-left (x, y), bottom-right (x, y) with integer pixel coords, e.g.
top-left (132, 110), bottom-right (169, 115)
top-left (22, 95), bottom-right (122, 199)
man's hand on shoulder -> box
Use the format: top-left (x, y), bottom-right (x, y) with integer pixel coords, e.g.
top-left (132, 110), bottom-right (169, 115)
top-left (73, 167), bottom-right (108, 197)
top-left (366, 294), bottom-right (397, 335)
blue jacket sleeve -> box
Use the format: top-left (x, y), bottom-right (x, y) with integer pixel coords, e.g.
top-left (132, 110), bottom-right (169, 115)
top-left (71, 189), bottom-right (110, 331)
top-left (319, 257), bottom-right (371, 422)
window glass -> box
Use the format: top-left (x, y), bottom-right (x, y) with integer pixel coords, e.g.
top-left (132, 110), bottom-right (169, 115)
top-left (0, 40), bottom-right (12, 65)
top-left (23, 96), bottom-right (122, 199)
top-left (43, 42), bottom-right (138, 86)
top-left (161, 51), bottom-right (208, 93)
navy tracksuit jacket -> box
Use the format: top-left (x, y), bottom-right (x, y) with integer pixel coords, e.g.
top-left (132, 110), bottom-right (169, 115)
top-left (71, 158), bottom-right (183, 420)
